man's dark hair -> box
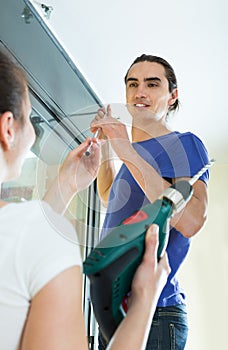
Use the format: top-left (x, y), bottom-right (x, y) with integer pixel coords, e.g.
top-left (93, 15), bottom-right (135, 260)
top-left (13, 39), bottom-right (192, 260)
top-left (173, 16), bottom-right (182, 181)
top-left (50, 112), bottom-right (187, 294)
top-left (0, 50), bottom-right (27, 123)
top-left (124, 54), bottom-right (179, 114)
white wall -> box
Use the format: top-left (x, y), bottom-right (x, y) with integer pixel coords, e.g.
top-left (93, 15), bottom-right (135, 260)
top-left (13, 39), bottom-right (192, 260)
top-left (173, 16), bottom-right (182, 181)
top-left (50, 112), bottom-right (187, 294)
top-left (179, 163), bottom-right (228, 350)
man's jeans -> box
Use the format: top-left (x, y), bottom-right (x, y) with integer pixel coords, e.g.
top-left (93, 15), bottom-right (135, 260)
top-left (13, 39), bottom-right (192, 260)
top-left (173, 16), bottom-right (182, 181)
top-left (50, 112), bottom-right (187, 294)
top-left (146, 304), bottom-right (188, 349)
top-left (98, 304), bottom-right (188, 350)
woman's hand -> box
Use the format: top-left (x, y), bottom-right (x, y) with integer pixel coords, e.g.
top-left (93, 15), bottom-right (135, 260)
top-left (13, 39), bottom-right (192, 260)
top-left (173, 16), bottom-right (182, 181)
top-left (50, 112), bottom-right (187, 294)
top-left (59, 137), bottom-right (100, 194)
top-left (43, 138), bottom-right (100, 214)
top-left (129, 224), bottom-right (170, 311)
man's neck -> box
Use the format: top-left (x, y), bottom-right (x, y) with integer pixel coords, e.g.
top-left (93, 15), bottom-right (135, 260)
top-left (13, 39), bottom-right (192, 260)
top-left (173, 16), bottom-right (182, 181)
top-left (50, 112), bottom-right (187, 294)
top-left (131, 121), bottom-right (171, 142)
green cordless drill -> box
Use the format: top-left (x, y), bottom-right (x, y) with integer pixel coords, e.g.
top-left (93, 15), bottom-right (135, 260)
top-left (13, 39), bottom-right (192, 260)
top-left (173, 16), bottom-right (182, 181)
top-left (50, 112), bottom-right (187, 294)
top-left (83, 160), bottom-right (214, 342)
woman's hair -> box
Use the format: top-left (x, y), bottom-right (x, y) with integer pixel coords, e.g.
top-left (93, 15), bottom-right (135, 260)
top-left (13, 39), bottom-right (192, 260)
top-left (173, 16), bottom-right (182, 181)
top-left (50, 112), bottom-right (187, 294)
top-left (124, 54), bottom-right (179, 114)
top-left (0, 50), bottom-right (27, 123)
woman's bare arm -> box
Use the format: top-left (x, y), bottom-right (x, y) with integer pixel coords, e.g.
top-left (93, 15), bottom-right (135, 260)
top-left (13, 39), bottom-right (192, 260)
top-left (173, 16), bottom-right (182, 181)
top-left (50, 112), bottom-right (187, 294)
top-left (20, 266), bottom-right (88, 350)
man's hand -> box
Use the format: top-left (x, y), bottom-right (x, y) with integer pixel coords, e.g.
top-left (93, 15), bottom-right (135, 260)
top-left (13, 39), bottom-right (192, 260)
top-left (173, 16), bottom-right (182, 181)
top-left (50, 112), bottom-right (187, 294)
top-left (90, 104), bottom-right (131, 159)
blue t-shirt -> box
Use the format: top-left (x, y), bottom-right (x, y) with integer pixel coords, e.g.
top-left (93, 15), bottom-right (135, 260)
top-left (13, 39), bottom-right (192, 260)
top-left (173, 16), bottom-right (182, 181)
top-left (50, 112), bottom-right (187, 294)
top-left (100, 131), bottom-right (209, 307)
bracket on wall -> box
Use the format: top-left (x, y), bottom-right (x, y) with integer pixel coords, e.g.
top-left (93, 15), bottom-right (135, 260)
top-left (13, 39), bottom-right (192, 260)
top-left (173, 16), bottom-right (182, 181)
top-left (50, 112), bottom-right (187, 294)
top-left (40, 3), bottom-right (53, 19)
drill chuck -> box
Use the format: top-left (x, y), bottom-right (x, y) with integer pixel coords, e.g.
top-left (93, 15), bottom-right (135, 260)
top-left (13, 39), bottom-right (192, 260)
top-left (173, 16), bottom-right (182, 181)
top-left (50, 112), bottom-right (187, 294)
top-left (162, 180), bottom-right (193, 214)
top-left (162, 159), bottom-right (215, 213)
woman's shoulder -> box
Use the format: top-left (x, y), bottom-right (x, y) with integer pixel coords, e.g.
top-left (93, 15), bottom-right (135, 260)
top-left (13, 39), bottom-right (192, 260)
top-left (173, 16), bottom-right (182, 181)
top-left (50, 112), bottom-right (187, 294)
top-left (1, 200), bottom-right (79, 245)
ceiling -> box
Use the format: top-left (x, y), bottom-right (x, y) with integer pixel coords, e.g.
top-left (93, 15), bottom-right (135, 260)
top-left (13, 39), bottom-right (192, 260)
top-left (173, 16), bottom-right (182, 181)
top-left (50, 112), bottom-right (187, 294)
top-left (31, 0), bottom-right (228, 165)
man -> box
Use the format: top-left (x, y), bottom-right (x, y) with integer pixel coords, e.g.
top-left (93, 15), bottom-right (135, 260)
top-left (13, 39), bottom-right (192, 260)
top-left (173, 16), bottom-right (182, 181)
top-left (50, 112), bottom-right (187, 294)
top-left (90, 54), bottom-right (209, 349)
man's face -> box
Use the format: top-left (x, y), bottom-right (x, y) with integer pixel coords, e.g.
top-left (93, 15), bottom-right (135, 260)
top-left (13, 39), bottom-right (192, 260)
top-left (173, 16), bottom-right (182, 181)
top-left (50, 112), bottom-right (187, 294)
top-left (125, 61), bottom-right (177, 121)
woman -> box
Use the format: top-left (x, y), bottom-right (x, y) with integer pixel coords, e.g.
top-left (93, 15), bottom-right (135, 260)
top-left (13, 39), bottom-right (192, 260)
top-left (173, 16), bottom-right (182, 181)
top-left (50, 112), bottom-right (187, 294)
top-left (0, 50), bottom-right (170, 350)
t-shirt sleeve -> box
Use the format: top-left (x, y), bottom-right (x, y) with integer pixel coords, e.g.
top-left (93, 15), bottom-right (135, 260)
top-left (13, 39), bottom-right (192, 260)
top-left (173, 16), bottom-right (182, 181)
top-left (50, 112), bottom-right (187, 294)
top-left (17, 201), bottom-right (82, 298)
top-left (156, 132), bottom-right (210, 185)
